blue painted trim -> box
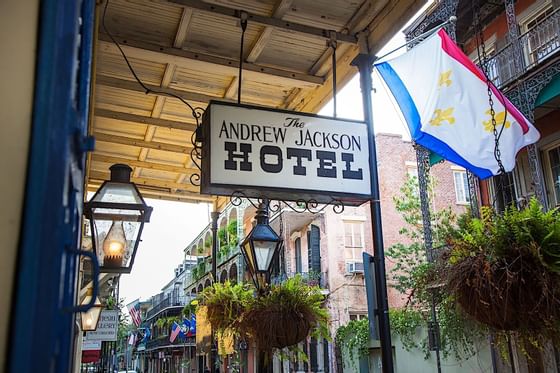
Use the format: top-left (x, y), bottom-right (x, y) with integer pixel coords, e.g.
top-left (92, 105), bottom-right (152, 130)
top-left (375, 62), bottom-right (493, 179)
top-left (8, 0), bottom-right (95, 371)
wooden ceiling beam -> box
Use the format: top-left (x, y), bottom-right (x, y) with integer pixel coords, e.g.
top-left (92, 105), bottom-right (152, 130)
top-left (94, 132), bottom-right (193, 154)
top-left (89, 170), bottom-right (199, 193)
top-left (87, 180), bottom-right (212, 202)
top-left (96, 74), bottom-right (216, 107)
top-left (174, 8), bottom-right (194, 48)
top-left (246, 0), bottom-right (293, 63)
top-left (95, 108), bottom-right (197, 132)
top-left (166, 0), bottom-right (357, 44)
top-left (91, 154), bottom-right (196, 175)
top-left (98, 34), bottom-right (324, 87)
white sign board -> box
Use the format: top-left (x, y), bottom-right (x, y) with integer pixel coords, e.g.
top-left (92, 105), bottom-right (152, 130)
top-left (201, 101), bottom-right (371, 205)
top-left (82, 339), bottom-right (102, 351)
top-left (84, 310), bottom-right (118, 341)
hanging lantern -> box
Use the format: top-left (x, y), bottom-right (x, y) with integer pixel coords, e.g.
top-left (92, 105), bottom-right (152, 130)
top-left (80, 288), bottom-right (103, 332)
top-left (240, 201), bottom-right (282, 288)
top-left (84, 164), bottom-right (152, 273)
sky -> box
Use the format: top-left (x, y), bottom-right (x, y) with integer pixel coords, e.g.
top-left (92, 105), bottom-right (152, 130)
top-left (118, 199), bottom-right (211, 305)
top-left (118, 5), bottom-right (430, 305)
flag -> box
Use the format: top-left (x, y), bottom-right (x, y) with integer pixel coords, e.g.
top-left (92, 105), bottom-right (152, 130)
top-left (375, 29), bottom-right (540, 179)
top-left (180, 318), bottom-right (190, 338)
top-left (169, 322), bottom-right (181, 343)
top-left (127, 300), bottom-right (142, 327)
top-left (128, 333), bottom-right (136, 345)
top-left (189, 314), bottom-right (196, 336)
top-left (141, 327), bottom-right (151, 343)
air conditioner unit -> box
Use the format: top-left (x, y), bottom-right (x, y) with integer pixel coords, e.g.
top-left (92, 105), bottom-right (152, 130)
top-left (346, 261), bottom-right (364, 274)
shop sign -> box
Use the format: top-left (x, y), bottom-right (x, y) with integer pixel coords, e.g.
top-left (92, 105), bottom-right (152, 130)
top-left (84, 310), bottom-right (118, 341)
top-left (82, 339), bottom-right (102, 351)
top-left (201, 101), bottom-right (371, 205)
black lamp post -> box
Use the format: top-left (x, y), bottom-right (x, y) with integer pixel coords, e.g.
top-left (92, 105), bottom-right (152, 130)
top-left (84, 164), bottom-right (153, 273)
top-left (240, 200), bottom-right (282, 291)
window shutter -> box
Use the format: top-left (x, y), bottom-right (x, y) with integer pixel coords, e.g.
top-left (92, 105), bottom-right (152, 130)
top-left (295, 238), bottom-right (302, 273)
top-left (309, 225), bottom-right (321, 274)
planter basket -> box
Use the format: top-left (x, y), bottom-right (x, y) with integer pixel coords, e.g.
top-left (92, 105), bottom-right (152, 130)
top-left (243, 306), bottom-right (313, 349)
top-left (446, 251), bottom-right (560, 333)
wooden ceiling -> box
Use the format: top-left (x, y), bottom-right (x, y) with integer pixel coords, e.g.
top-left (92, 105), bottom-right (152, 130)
top-left (87, 0), bottom-right (424, 204)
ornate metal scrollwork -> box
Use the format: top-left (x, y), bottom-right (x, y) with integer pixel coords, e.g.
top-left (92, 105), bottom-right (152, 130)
top-left (229, 190), bottom-right (345, 215)
top-left (188, 107), bottom-right (206, 186)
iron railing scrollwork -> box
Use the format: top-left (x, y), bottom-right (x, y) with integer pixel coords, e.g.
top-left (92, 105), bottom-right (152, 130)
top-left (230, 191), bottom-right (345, 215)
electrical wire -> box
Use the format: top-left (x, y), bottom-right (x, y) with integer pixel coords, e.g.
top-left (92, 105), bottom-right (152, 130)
top-left (102, 0), bottom-right (199, 121)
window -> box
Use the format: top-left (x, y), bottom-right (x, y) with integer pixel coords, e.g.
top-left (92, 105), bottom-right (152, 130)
top-left (295, 237), bottom-right (302, 273)
top-left (406, 162), bottom-right (419, 196)
top-left (349, 313), bottom-right (368, 321)
top-left (524, 6), bottom-right (558, 65)
top-left (344, 221), bottom-right (364, 260)
top-left (548, 145), bottom-right (560, 206)
top-left (453, 170), bottom-right (470, 204)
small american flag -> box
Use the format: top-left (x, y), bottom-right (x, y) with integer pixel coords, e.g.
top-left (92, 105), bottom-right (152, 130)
top-left (169, 322), bottom-right (181, 343)
top-left (127, 300), bottom-right (142, 327)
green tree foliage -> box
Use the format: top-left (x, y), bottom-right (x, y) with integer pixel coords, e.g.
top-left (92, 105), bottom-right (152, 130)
top-left (386, 176), bottom-right (483, 360)
top-left (335, 318), bottom-right (370, 366)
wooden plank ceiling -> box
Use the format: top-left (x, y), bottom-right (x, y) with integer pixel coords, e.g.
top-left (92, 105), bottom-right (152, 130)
top-left (88, 0), bottom-right (424, 204)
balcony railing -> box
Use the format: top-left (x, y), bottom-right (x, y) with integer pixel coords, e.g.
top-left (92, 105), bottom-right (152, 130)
top-left (484, 7), bottom-right (559, 88)
top-left (145, 335), bottom-right (195, 351)
top-left (145, 294), bottom-right (190, 320)
top-left (184, 246), bottom-right (241, 288)
top-left (271, 272), bottom-right (328, 288)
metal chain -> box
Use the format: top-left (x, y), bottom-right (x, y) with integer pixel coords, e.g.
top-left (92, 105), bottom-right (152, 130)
top-left (475, 10), bottom-right (507, 176)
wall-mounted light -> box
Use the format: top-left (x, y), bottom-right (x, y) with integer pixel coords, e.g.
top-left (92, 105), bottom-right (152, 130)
top-left (84, 164), bottom-right (152, 273)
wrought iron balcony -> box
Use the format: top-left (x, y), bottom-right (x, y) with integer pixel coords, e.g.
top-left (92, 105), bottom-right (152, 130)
top-left (184, 247), bottom-right (241, 288)
top-left (145, 335), bottom-right (195, 351)
top-left (271, 271), bottom-right (328, 288)
top-left (145, 294), bottom-right (190, 320)
top-left (484, 8), bottom-right (559, 88)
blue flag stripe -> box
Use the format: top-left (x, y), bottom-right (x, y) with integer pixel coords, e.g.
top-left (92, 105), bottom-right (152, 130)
top-left (375, 62), bottom-right (493, 179)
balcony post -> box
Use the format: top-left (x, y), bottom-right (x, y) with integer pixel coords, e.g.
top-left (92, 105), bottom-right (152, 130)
top-left (210, 210), bottom-right (219, 373)
top-left (503, 0), bottom-right (548, 209)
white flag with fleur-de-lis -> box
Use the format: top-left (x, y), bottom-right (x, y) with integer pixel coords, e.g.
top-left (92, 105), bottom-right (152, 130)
top-left (375, 29), bottom-right (540, 179)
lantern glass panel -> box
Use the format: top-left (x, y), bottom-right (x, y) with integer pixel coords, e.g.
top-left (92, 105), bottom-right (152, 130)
top-left (253, 240), bottom-right (277, 272)
top-left (91, 214), bottom-right (141, 269)
top-left (92, 181), bottom-right (143, 204)
top-left (242, 240), bottom-right (256, 272)
top-left (81, 294), bottom-right (102, 332)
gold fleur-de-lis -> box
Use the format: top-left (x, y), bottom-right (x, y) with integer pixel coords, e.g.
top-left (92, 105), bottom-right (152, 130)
top-left (429, 107), bottom-right (456, 126)
top-left (438, 70), bottom-right (452, 87)
top-left (482, 109), bottom-right (511, 132)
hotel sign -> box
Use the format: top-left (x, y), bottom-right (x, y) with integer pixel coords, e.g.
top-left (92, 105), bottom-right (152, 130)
top-left (201, 101), bottom-right (371, 205)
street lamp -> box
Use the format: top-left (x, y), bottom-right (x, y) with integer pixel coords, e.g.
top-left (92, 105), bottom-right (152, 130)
top-left (80, 288), bottom-right (103, 332)
top-left (240, 200), bottom-right (282, 290)
top-left (84, 164), bottom-right (152, 273)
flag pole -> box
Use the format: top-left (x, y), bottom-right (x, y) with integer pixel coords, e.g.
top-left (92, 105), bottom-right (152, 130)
top-left (352, 32), bottom-right (394, 373)
top-left (375, 17), bottom-right (457, 63)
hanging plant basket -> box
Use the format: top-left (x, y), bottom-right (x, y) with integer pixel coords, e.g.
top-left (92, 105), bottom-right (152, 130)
top-left (441, 200), bottom-right (560, 336)
top-left (199, 276), bottom-right (329, 350)
top-left (446, 251), bottom-right (560, 331)
top-left (243, 306), bottom-right (312, 349)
